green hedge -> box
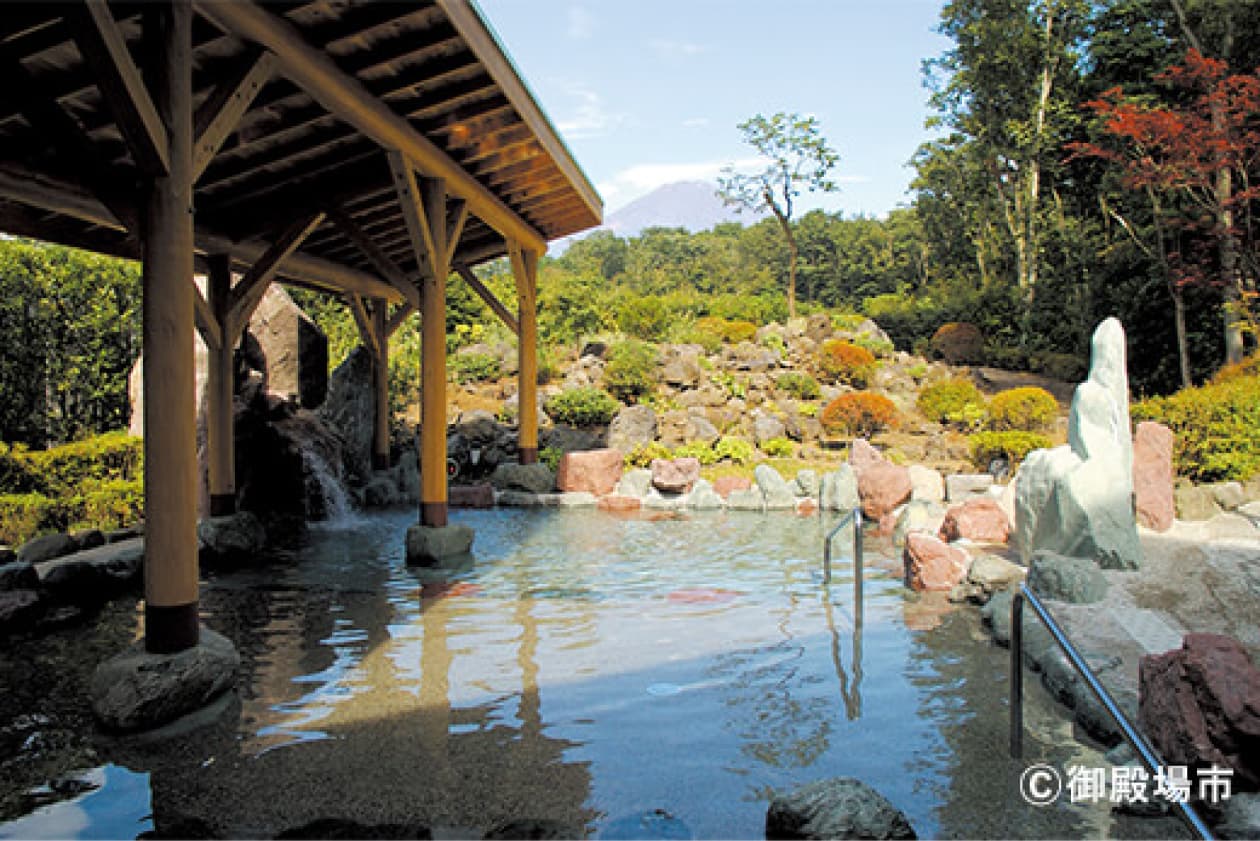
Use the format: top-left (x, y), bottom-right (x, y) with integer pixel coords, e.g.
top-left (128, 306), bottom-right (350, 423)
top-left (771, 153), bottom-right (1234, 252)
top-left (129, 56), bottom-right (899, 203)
top-left (1133, 376), bottom-right (1260, 482)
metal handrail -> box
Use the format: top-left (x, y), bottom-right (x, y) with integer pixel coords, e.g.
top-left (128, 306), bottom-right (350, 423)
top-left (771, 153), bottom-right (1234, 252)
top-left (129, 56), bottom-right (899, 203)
top-left (1010, 583), bottom-right (1212, 840)
top-left (822, 506), bottom-right (863, 585)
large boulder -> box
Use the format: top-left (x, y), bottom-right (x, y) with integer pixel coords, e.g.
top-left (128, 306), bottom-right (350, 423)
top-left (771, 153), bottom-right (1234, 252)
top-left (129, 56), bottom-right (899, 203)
top-left (0, 560), bottom-right (38, 591)
top-left (1015, 318), bottom-right (1142, 570)
top-left (1133, 421), bottom-right (1175, 532)
top-left (951, 552), bottom-right (1025, 604)
top-left (490, 462), bottom-right (555, 494)
top-left (197, 512), bottom-right (267, 567)
top-left (858, 463), bottom-right (913, 525)
top-left (556, 448), bottom-right (623, 496)
top-left (894, 501), bottom-right (945, 548)
top-left (908, 465), bottom-right (944, 503)
top-left (16, 532), bottom-right (77, 565)
top-left (245, 284), bottom-right (328, 409)
top-left (1026, 550), bottom-right (1108, 604)
top-left (714, 475), bottom-right (752, 499)
top-left (606, 405), bottom-right (657, 454)
top-left (903, 533), bottom-right (970, 592)
top-left (820, 465), bottom-right (860, 512)
top-left (752, 410), bottom-right (787, 446)
top-left (318, 346), bottom-right (376, 484)
top-left (755, 464), bottom-right (796, 510)
top-left (660, 346), bottom-right (702, 388)
top-left (938, 497), bottom-right (1010, 544)
top-left (1138, 634), bottom-right (1260, 792)
top-left (766, 777), bottom-right (916, 840)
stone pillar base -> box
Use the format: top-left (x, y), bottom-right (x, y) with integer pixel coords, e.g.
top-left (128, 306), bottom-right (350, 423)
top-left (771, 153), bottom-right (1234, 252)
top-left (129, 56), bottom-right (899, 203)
top-left (90, 627), bottom-right (239, 732)
top-left (405, 523), bottom-right (474, 566)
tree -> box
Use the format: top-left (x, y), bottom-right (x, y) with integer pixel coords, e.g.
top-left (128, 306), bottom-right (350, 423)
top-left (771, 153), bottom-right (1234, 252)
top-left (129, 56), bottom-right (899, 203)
top-left (718, 113), bottom-right (839, 319)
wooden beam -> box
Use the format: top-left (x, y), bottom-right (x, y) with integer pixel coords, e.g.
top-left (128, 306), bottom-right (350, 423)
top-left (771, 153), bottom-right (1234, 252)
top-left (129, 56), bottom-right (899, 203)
top-left (194, 0), bottom-right (548, 252)
top-left (192, 49), bottom-right (276, 182)
top-left (454, 264), bottom-right (517, 335)
top-left (228, 210), bottom-right (325, 339)
top-left (192, 283), bottom-right (222, 352)
top-left (444, 198), bottom-right (468, 270)
top-left (508, 240), bottom-right (540, 464)
top-left (327, 206), bottom-right (421, 310)
top-left (389, 151), bottom-right (437, 277)
top-left (205, 253), bottom-right (236, 516)
top-left (346, 292), bottom-right (380, 359)
top-left (67, 0), bottom-right (170, 177)
top-left (385, 302), bottom-right (414, 338)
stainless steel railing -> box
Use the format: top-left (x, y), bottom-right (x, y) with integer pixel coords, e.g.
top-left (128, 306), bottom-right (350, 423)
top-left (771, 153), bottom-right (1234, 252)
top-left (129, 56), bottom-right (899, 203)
top-left (822, 507), bottom-right (864, 626)
top-left (1010, 583), bottom-right (1213, 839)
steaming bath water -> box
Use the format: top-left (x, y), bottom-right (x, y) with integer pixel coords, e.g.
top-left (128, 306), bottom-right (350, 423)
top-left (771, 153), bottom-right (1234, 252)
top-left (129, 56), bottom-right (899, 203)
top-left (0, 508), bottom-right (1188, 839)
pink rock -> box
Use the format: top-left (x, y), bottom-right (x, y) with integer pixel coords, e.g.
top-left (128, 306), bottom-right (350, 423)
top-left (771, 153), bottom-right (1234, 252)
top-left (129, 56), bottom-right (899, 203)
top-left (796, 498), bottom-right (819, 517)
top-left (449, 483), bottom-right (495, 508)
top-left (858, 462), bottom-right (913, 522)
top-left (904, 532), bottom-right (971, 592)
top-left (849, 438), bottom-right (884, 474)
top-left (1133, 421), bottom-right (1175, 532)
top-left (1139, 633), bottom-right (1260, 791)
top-left (651, 457), bottom-right (701, 493)
top-left (598, 494), bottom-right (642, 512)
top-left (713, 475), bottom-right (752, 499)
top-left (556, 448), bottom-right (623, 497)
top-left (938, 497), bottom-right (1010, 544)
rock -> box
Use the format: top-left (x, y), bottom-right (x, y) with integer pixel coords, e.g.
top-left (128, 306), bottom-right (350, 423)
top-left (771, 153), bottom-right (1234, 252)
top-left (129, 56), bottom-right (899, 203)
top-left (1211, 481), bottom-right (1247, 512)
top-left (857, 463), bottom-right (913, 523)
top-left (197, 512), bottom-right (267, 567)
top-left (556, 448), bottom-right (623, 496)
top-left (275, 818), bottom-right (433, 840)
top-left (246, 284), bottom-right (328, 409)
top-left (598, 494), bottom-right (643, 513)
top-left (363, 476), bottom-right (399, 507)
top-left (0, 589), bottom-right (45, 635)
top-left (938, 497), bottom-right (1010, 544)
top-left (688, 479), bottom-right (725, 511)
top-left (1015, 318), bottom-right (1141, 570)
top-left (16, 533), bottom-right (78, 565)
top-left (0, 546), bottom-right (15, 565)
top-left (1026, 550), bottom-right (1108, 603)
top-left (615, 468), bottom-right (653, 498)
top-left (727, 488), bottom-right (766, 512)
top-left (766, 777), bottom-right (916, 840)
top-left (981, 590), bottom-right (1056, 665)
top-left (820, 466), bottom-right (860, 512)
top-left (804, 312), bottom-right (834, 343)
top-left (71, 529), bottom-right (106, 551)
top-left (752, 410), bottom-right (787, 446)
top-left (944, 474), bottom-right (993, 502)
top-left (848, 439), bottom-right (884, 474)
top-left (39, 540), bottom-right (144, 602)
top-left (962, 553), bottom-right (1025, 602)
top-left (90, 628), bottom-right (239, 732)
top-left (1133, 421), bottom-right (1175, 532)
top-left (449, 484), bottom-right (495, 508)
top-left (713, 475), bottom-right (752, 499)
top-left (894, 501), bottom-right (944, 548)
top-left (793, 469), bottom-right (820, 498)
top-left (1215, 793), bottom-right (1260, 839)
top-left (755, 465), bottom-right (796, 510)
top-left (796, 498), bottom-right (819, 516)
top-left (606, 405), bottom-right (657, 454)
top-left (685, 413), bottom-right (720, 445)
top-left (651, 458), bottom-right (701, 494)
top-left (490, 462), bottom-right (555, 494)
top-left (904, 533), bottom-right (970, 592)
top-left (907, 466), bottom-right (944, 503)
top-left (318, 346), bottom-right (376, 483)
top-left (1175, 484), bottom-right (1223, 521)
top-left (655, 410), bottom-right (692, 448)
top-left (555, 492), bottom-right (598, 508)
top-left (405, 524), bottom-right (475, 566)
top-left (661, 352), bottom-right (701, 388)
top-left (1138, 633), bottom-right (1260, 792)
top-left (0, 560), bottom-right (39, 591)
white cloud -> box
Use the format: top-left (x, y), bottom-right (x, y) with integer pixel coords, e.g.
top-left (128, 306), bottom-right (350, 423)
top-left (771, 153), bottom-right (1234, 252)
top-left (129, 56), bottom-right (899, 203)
top-left (552, 82), bottom-right (625, 140)
top-left (648, 38), bottom-right (707, 58)
top-left (567, 5), bottom-right (595, 39)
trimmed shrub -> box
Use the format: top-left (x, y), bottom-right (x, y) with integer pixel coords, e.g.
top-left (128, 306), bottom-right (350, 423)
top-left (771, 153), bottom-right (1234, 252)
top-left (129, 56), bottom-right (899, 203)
top-left (603, 339), bottom-right (658, 402)
top-left (694, 316), bottom-right (757, 345)
top-left (987, 387), bottom-right (1057, 432)
top-left (724, 320), bottom-right (757, 344)
top-left (917, 378), bottom-right (986, 428)
top-left (544, 387), bottom-right (620, 426)
top-left (673, 326), bottom-right (723, 354)
top-left (930, 322), bottom-right (984, 364)
top-left (761, 332), bottom-right (787, 355)
top-left (0, 493), bottom-right (56, 545)
top-left (1211, 351), bottom-right (1260, 385)
top-left (820, 393), bottom-right (899, 437)
top-left (0, 442), bottom-right (37, 494)
top-left (624, 441), bottom-right (672, 469)
top-left (1133, 375), bottom-right (1260, 481)
top-left (776, 372), bottom-right (821, 401)
top-left (22, 431), bottom-right (142, 495)
top-left (673, 441), bottom-right (718, 466)
top-left (968, 431), bottom-right (1052, 470)
top-left (761, 437), bottom-right (795, 458)
top-left (713, 437), bottom-right (755, 465)
top-left (818, 340), bottom-right (876, 387)
top-left (451, 352), bottom-right (502, 384)
top-left (72, 478), bottom-right (144, 533)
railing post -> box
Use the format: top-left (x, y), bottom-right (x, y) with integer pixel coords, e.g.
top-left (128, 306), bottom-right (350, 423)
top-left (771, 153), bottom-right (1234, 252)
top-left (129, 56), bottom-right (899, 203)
top-left (1010, 589), bottom-right (1025, 758)
top-left (853, 508), bottom-right (863, 627)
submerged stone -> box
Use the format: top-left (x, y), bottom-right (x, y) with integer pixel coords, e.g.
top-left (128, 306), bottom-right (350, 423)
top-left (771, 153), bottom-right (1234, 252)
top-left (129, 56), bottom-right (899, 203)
top-left (766, 777), bottom-right (916, 839)
top-left (405, 524), bottom-right (475, 566)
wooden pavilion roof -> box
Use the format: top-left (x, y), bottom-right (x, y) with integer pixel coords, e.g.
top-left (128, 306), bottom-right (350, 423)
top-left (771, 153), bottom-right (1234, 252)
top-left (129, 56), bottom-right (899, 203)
top-left (0, 0), bottom-right (602, 300)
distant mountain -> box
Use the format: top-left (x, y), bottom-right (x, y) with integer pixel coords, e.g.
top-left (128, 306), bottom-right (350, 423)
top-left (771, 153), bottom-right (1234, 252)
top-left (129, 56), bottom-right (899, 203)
top-left (556, 180), bottom-right (763, 252)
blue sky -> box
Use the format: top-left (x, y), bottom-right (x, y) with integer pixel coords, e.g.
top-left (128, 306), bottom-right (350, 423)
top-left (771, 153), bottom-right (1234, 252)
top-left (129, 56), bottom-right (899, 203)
top-left (477, 1), bottom-right (951, 219)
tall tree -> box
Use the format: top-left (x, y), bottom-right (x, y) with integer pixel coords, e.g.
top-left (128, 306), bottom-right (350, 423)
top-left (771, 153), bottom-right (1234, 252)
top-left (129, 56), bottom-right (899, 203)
top-left (718, 113), bottom-right (839, 318)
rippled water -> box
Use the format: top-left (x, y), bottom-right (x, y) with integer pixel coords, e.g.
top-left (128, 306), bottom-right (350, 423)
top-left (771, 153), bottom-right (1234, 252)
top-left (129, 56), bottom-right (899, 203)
top-left (0, 508), bottom-right (1189, 839)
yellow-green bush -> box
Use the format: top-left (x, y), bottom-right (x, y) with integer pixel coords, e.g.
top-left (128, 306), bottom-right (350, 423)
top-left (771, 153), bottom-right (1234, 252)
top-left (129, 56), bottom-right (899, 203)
top-left (72, 478), bottom-right (144, 534)
top-left (1133, 376), bottom-right (1260, 481)
top-left (776, 372), bottom-right (821, 400)
top-left (693, 316), bottom-right (756, 346)
top-left (544, 387), bottom-right (620, 426)
top-left (818, 340), bottom-right (876, 387)
top-left (18, 431), bottom-right (142, 495)
top-left (761, 437), bottom-right (795, 458)
top-left (0, 493), bottom-right (56, 545)
top-left (602, 339), bottom-right (658, 402)
top-left (713, 437), bottom-right (755, 465)
top-left (820, 393), bottom-right (899, 437)
top-left (673, 441), bottom-right (719, 466)
top-left (968, 431), bottom-right (1051, 470)
top-left (987, 387), bottom-right (1057, 432)
top-left (624, 441), bottom-right (673, 468)
top-left (917, 378), bottom-right (986, 428)
top-left (450, 352), bottom-right (502, 384)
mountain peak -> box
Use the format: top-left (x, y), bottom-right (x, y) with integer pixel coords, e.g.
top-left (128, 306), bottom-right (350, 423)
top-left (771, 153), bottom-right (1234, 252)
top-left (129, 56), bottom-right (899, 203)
top-left (606, 180), bottom-right (758, 237)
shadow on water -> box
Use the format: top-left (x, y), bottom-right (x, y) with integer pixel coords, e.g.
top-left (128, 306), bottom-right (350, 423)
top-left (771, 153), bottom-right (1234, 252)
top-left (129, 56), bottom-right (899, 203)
top-left (0, 508), bottom-right (1192, 839)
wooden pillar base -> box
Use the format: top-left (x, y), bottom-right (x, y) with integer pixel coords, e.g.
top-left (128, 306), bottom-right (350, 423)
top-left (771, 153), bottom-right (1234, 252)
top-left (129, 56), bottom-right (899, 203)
top-left (144, 601), bottom-right (200, 654)
top-left (373, 452), bottom-right (391, 471)
top-left (518, 447), bottom-right (538, 465)
top-left (421, 501), bottom-right (449, 528)
top-left (209, 494), bottom-right (236, 517)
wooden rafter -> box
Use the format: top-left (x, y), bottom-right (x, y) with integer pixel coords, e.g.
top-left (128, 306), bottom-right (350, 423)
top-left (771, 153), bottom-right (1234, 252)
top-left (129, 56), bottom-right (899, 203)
top-left (328, 205), bottom-right (421, 311)
top-left (228, 210), bottom-right (326, 339)
top-left (346, 292), bottom-right (380, 358)
top-left (385, 302), bottom-right (414, 338)
top-left (192, 48), bottom-right (276, 181)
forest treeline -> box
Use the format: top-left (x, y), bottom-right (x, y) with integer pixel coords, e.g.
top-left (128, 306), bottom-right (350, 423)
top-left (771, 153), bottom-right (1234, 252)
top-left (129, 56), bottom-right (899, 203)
top-left (2, 0), bottom-right (1259, 448)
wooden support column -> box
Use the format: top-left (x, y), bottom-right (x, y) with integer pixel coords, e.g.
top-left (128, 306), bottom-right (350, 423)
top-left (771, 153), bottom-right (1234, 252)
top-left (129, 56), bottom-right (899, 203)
top-left (206, 253), bottom-right (236, 516)
top-left (509, 243), bottom-right (540, 465)
top-left (140, 0), bottom-right (198, 654)
top-left (372, 299), bottom-right (390, 471)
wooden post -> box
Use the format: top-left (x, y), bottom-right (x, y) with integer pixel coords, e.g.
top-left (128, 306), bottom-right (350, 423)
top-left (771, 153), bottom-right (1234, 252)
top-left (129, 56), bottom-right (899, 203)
top-left (206, 253), bottom-right (235, 515)
top-left (509, 244), bottom-right (539, 464)
top-left (141, 0), bottom-right (198, 654)
top-left (372, 298), bottom-right (390, 471)
top-left (419, 223), bottom-right (449, 526)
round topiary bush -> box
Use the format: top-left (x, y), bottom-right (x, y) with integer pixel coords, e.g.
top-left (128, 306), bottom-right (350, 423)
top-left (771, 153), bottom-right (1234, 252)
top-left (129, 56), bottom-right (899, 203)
top-left (820, 392), bottom-right (899, 437)
top-left (917, 377), bottom-right (986, 428)
top-left (818, 340), bottom-right (876, 387)
top-left (929, 322), bottom-right (984, 364)
top-left (987, 386), bottom-right (1057, 431)
top-left (968, 430), bottom-right (1052, 470)
top-left (544, 387), bottom-right (620, 426)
